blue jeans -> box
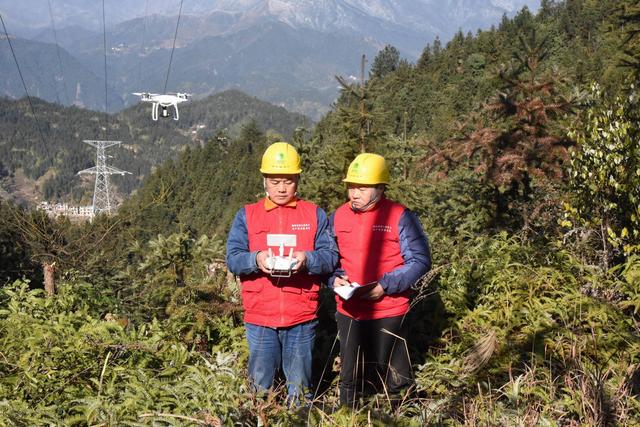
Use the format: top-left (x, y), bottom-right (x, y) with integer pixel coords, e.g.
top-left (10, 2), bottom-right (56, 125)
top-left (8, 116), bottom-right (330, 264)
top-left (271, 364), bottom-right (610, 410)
top-left (245, 320), bottom-right (317, 403)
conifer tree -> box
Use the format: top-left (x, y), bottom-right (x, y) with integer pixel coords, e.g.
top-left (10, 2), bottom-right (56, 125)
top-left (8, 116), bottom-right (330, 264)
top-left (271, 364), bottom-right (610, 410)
top-left (618, 0), bottom-right (640, 76)
top-left (417, 44), bottom-right (432, 69)
top-left (334, 55), bottom-right (386, 153)
top-left (370, 45), bottom-right (401, 79)
top-left (432, 36), bottom-right (442, 57)
top-left (429, 31), bottom-right (574, 228)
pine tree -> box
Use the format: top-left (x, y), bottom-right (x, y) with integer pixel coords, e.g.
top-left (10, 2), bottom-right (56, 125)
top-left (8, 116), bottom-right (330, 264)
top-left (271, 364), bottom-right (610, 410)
top-left (429, 31), bottom-right (575, 228)
top-left (334, 55), bottom-right (385, 153)
top-left (417, 44), bottom-right (432, 69)
top-left (618, 0), bottom-right (640, 76)
top-left (432, 36), bottom-right (442, 57)
top-left (370, 45), bottom-right (401, 79)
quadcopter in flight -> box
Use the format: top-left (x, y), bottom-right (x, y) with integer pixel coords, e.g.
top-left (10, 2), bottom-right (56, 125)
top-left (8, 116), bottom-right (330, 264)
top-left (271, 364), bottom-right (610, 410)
top-left (132, 92), bottom-right (190, 121)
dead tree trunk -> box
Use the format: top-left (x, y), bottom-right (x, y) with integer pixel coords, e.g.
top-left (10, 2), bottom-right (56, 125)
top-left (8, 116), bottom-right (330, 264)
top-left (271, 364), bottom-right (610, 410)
top-left (43, 261), bottom-right (56, 296)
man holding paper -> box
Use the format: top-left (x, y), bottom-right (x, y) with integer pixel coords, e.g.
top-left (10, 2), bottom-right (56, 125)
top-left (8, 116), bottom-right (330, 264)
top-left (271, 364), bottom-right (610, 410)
top-left (226, 142), bottom-right (338, 405)
top-left (330, 153), bottom-right (431, 408)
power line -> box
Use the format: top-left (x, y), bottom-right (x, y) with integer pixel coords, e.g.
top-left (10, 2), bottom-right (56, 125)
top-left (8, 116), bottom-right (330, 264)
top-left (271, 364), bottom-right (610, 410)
top-left (137, 0), bottom-right (150, 89)
top-left (47, 0), bottom-right (69, 105)
top-left (102, 0), bottom-right (109, 138)
top-left (163, 0), bottom-right (184, 94)
top-left (0, 12), bottom-right (52, 163)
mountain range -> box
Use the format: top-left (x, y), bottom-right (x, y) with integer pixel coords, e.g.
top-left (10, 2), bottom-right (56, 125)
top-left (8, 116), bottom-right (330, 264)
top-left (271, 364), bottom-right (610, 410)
top-left (0, 0), bottom-right (540, 118)
top-left (4, 1), bottom-right (541, 45)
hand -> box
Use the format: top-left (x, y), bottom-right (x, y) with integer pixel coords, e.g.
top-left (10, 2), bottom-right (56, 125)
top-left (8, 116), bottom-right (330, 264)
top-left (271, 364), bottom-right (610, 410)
top-left (256, 251), bottom-right (272, 274)
top-left (359, 283), bottom-right (385, 301)
top-left (333, 275), bottom-right (350, 287)
top-left (291, 251), bottom-right (307, 273)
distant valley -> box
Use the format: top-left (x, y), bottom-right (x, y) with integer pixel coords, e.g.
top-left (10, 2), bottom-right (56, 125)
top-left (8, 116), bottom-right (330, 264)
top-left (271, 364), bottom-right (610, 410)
top-left (0, 89), bottom-right (308, 206)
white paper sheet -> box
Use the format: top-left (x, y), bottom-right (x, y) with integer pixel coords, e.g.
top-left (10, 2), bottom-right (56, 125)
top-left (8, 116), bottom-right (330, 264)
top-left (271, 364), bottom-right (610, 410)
top-left (333, 282), bottom-right (363, 300)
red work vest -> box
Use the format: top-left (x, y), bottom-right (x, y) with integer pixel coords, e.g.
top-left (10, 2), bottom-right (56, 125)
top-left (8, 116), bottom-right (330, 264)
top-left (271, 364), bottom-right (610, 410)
top-left (333, 197), bottom-right (410, 320)
top-left (242, 198), bottom-right (320, 327)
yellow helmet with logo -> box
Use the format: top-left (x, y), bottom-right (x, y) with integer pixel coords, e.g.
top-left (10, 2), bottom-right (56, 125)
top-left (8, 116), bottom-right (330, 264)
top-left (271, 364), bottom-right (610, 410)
top-left (343, 153), bottom-right (390, 185)
top-left (260, 142), bottom-right (302, 174)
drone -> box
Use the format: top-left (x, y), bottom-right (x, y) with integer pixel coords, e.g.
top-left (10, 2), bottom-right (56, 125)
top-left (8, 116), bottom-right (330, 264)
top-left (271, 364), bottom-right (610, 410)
top-left (132, 92), bottom-right (190, 121)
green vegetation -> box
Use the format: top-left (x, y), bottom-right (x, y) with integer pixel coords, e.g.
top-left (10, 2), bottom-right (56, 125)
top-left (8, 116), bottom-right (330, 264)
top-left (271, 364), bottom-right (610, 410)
top-left (564, 84), bottom-right (640, 266)
top-left (2, 0), bottom-right (640, 424)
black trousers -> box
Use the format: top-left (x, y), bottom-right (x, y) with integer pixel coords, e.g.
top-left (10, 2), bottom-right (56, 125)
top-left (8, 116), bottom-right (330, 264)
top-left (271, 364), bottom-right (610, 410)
top-left (336, 312), bottom-right (412, 407)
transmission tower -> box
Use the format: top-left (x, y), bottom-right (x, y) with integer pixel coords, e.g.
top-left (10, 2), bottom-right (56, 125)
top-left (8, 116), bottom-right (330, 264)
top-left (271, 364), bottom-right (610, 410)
top-left (78, 140), bottom-right (131, 216)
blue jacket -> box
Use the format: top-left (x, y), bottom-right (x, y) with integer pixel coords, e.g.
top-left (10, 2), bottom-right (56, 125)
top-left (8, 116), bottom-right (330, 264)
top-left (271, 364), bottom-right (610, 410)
top-left (226, 205), bottom-right (338, 276)
top-left (329, 209), bottom-right (431, 294)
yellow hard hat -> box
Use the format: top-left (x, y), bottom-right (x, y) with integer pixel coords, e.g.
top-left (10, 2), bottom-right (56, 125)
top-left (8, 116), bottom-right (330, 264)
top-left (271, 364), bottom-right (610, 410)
top-left (343, 153), bottom-right (390, 185)
top-left (260, 142), bottom-right (302, 174)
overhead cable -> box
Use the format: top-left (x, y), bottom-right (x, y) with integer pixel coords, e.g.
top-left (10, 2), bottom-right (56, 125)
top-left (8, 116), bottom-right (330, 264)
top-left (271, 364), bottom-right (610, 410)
top-left (102, 0), bottom-right (109, 137)
top-left (47, 0), bottom-right (69, 105)
top-left (163, 0), bottom-right (185, 94)
top-left (0, 12), bottom-right (52, 162)
top-left (137, 0), bottom-right (151, 90)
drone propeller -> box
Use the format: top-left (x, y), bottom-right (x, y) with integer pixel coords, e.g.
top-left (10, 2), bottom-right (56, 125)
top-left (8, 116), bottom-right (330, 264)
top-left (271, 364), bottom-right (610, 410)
top-left (133, 92), bottom-right (159, 97)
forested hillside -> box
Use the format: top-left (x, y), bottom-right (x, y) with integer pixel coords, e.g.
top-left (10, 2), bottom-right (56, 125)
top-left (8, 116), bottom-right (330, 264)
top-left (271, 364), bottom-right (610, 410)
top-left (0, 89), bottom-right (307, 205)
top-left (2, 0), bottom-right (640, 425)
top-left (0, 36), bottom-right (123, 111)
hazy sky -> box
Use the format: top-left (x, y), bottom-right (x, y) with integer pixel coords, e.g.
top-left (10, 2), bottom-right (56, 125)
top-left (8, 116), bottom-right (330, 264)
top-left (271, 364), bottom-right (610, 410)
top-left (0, 0), bottom-right (540, 32)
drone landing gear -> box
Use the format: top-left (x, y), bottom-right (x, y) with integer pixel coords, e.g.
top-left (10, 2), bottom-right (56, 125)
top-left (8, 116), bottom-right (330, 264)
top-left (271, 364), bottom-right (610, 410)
top-left (152, 103), bottom-right (159, 121)
top-left (151, 104), bottom-right (179, 121)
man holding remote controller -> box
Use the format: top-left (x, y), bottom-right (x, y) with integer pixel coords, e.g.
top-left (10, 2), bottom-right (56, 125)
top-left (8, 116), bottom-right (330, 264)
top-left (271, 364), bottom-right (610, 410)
top-left (330, 153), bottom-right (431, 408)
top-left (226, 142), bottom-right (338, 405)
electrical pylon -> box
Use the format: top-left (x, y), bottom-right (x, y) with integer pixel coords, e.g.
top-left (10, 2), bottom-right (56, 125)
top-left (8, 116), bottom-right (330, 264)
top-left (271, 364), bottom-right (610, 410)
top-left (78, 140), bottom-right (131, 216)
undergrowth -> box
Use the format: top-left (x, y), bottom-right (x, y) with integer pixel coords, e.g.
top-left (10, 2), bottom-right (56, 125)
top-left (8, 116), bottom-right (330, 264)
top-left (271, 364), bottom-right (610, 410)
top-left (2, 232), bottom-right (639, 425)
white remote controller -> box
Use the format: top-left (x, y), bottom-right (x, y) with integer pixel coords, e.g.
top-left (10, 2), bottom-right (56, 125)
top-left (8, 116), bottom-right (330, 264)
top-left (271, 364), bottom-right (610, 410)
top-left (265, 243), bottom-right (296, 277)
